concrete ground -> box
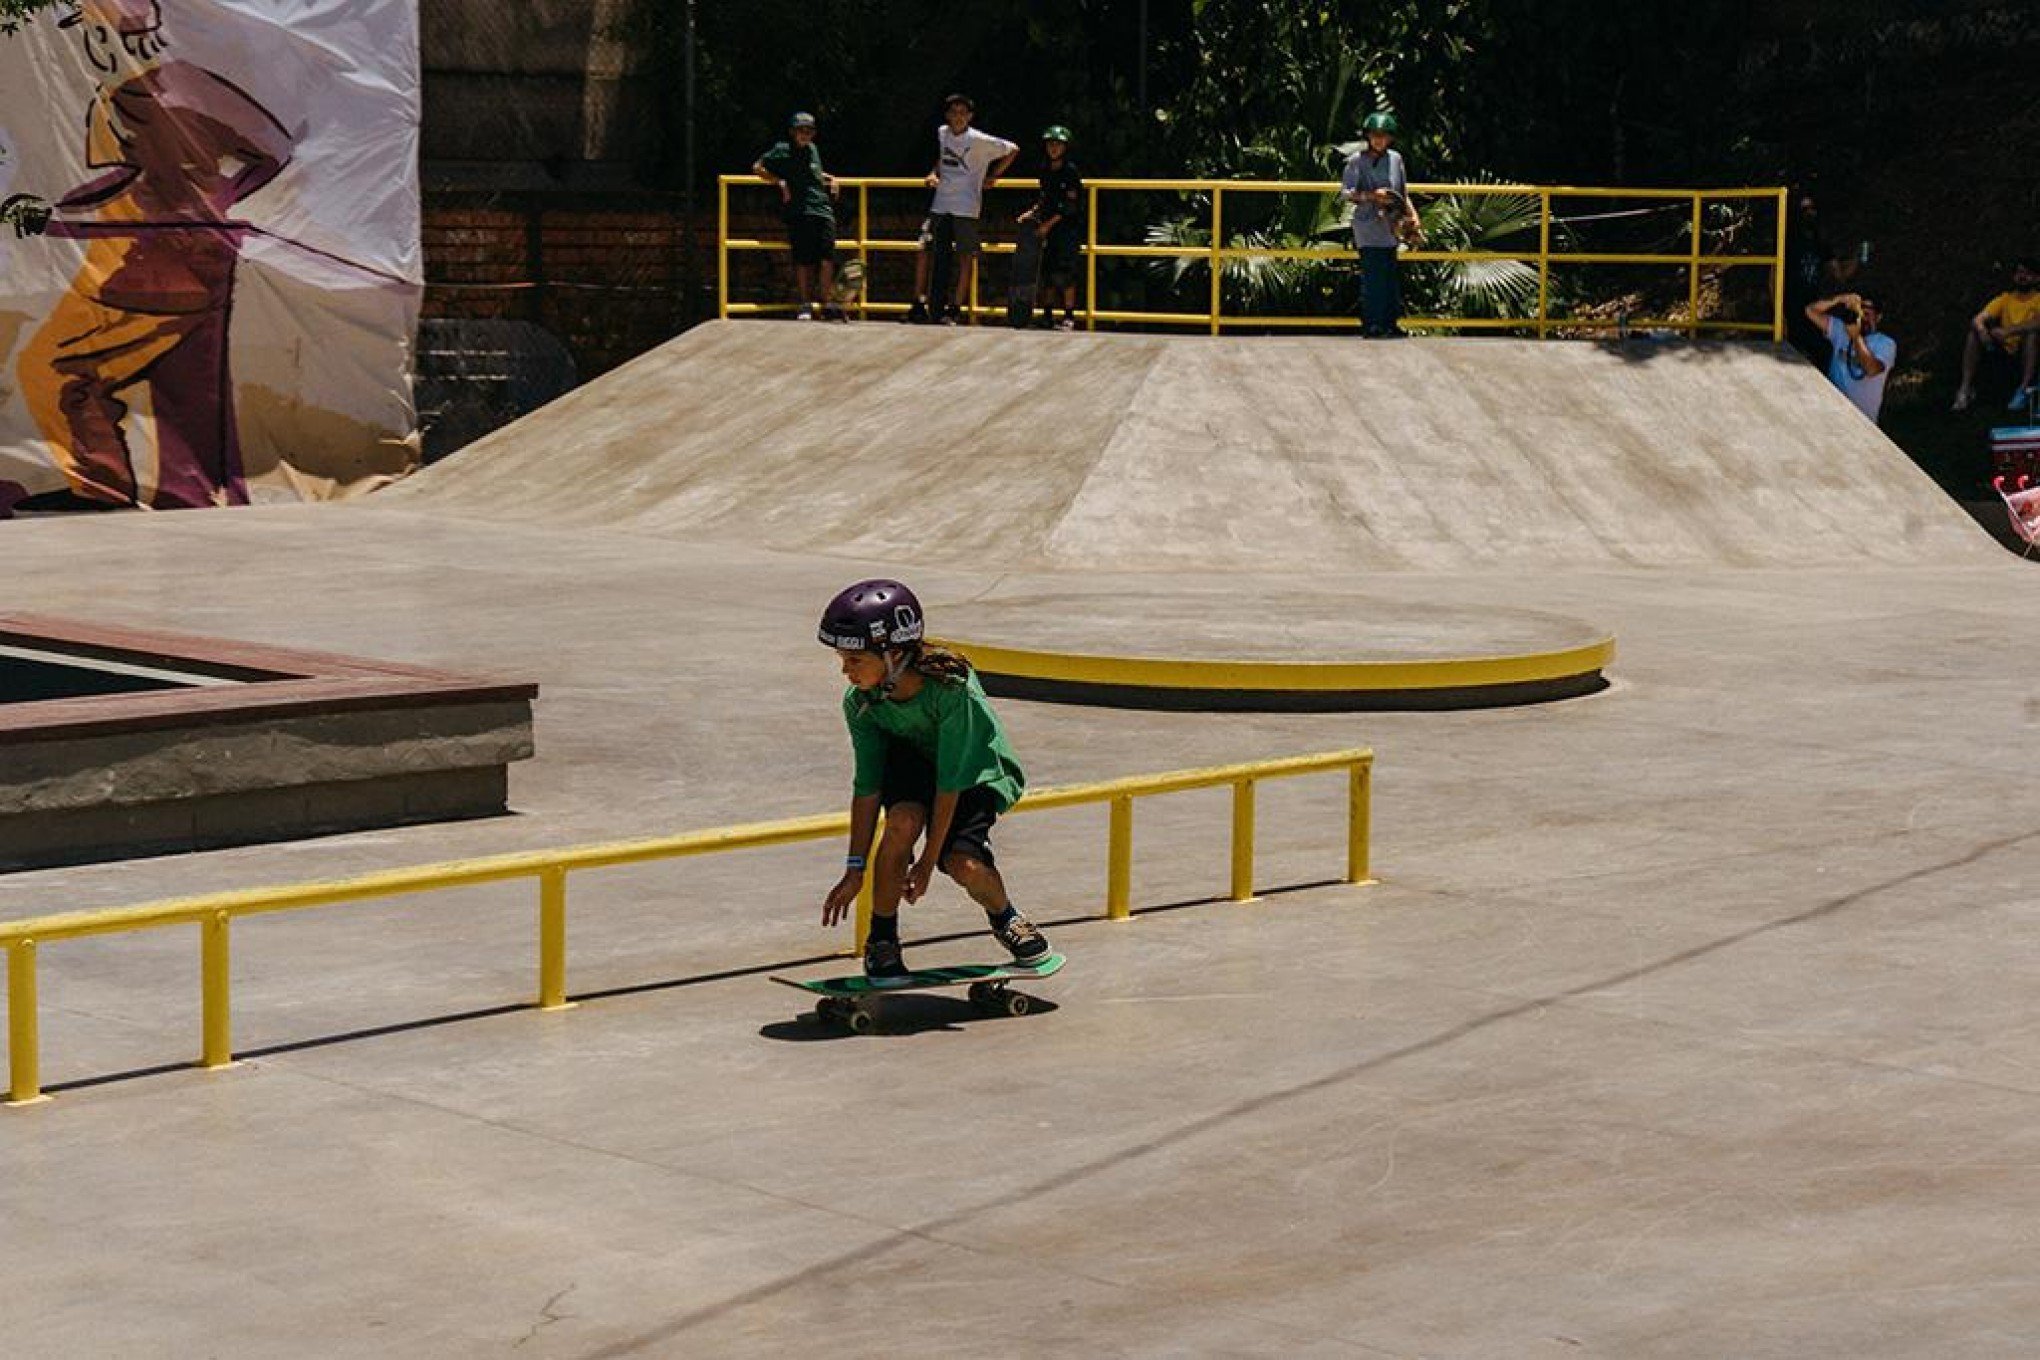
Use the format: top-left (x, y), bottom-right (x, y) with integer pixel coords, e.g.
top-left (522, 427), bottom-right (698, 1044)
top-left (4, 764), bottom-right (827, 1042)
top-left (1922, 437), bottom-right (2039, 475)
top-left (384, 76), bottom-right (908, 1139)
top-left (4, 328), bottom-right (2040, 1357)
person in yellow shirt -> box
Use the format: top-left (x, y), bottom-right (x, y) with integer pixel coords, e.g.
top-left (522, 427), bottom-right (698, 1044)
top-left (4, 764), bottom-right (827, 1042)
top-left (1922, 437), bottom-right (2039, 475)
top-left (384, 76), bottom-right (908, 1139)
top-left (1953, 258), bottom-right (2040, 413)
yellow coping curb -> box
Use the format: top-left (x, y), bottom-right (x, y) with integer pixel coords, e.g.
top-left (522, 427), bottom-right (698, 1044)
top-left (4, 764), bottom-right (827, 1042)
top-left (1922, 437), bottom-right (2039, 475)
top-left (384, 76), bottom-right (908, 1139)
top-left (930, 634), bottom-right (1617, 693)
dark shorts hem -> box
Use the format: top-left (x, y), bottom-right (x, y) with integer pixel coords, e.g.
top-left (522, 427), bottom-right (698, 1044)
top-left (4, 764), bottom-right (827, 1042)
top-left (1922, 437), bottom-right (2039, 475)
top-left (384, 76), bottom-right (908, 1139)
top-left (918, 213), bottom-right (983, 256)
top-left (1042, 228), bottom-right (1082, 287)
top-left (878, 744), bottom-right (1000, 867)
top-left (788, 214), bottom-right (837, 266)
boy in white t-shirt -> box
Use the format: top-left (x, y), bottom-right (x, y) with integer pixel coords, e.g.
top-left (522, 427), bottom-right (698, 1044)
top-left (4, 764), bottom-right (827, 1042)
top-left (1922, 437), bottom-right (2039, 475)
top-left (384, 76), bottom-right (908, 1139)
top-left (909, 93), bottom-right (1018, 325)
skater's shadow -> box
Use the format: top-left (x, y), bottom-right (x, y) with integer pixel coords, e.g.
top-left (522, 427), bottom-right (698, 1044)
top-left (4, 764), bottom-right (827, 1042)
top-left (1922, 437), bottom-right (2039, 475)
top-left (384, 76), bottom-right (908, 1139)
top-left (760, 992), bottom-right (1061, 1042)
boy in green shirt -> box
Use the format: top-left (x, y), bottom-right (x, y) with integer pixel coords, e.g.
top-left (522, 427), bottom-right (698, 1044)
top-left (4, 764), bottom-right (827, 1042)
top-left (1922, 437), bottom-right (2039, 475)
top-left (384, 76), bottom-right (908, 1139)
top-left (752, 112), bottom-right (843, 321)
top-left (817, 578), bottom-right (1051, 979)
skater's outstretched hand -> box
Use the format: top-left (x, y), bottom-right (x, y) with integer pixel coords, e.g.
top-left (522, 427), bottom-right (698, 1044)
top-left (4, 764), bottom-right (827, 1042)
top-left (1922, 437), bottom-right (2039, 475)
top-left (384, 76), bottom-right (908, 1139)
top-left (821, 870), bottom-right (863, 928)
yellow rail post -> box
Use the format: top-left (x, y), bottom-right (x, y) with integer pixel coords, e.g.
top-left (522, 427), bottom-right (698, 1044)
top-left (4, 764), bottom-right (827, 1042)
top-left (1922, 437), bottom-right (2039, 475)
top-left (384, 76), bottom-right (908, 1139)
top-left (201, 911), bottom-right (233, 1068)
top-left (1537, 192), bottom-right (1552, 337)
top-left (856, 183), bottom-right (870, 321)
top-left (852, 810), bottom-right (881, 954)
top-left (538, 868), bottom-right (572, 1011)
top-left (1208, 185), bottom-right (1225, 335)
top-left (717, 178), bottom-right (730, 320)
top-left (1229, 779), bottom-right (1256, 902)
top-left (1107, 795), bottom-right (1133, 920)
top-left (1085, 183), bottom-right (1099, 332)
top-left (7, 939), bottom-right (44, 1106)
top-left (1772, 186), bottom-right (1789, 342)
top-left (1347, 760), bottom-right (1373, 884)
top-left (1688, 193), bottom-right (1704, 335)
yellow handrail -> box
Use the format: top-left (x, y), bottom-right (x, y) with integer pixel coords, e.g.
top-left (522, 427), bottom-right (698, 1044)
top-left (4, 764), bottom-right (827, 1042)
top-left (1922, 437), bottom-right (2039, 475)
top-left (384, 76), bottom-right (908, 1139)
top-left (718, 174), bottom-right (1788, 339)
top-left (3, 748), bottom-right (1374, 1105)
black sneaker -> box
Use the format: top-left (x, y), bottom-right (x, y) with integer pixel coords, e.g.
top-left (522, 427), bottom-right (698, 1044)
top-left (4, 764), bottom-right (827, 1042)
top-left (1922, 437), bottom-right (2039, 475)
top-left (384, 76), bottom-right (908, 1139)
top-left (989, 911), bottom-right (1051, 964)
top-left (905, 299), bottom-right (931, 325)
top-left (863, 936), bottom-right (912, 982)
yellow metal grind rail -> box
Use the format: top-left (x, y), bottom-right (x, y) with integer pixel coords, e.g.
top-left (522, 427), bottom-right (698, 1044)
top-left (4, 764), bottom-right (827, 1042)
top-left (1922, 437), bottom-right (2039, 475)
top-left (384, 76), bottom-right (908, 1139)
top-left (3, 748), bottom-right (1373, 1105)
top-left (719, 176), bottom-right (1788, 338)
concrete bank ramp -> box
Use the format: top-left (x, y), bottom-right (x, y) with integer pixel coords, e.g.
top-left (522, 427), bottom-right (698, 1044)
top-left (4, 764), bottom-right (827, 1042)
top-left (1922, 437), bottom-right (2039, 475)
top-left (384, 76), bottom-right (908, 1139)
top-left (386, 319), bottom-right (1994, 570)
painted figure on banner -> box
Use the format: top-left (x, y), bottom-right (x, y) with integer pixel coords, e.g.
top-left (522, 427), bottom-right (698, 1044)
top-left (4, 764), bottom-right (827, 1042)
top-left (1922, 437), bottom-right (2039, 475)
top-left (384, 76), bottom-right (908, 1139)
top-left (6, 0), bottom-right (294, 511)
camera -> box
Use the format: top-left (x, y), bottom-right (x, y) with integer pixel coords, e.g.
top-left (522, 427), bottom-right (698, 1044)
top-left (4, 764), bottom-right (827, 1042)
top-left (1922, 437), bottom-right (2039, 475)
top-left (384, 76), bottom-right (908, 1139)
top-left (1830, 303), bottom-right (1859, 326)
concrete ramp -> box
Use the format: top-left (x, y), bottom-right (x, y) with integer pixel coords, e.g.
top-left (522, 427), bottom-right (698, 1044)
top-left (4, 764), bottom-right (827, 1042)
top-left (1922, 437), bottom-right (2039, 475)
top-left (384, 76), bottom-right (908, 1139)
top-left (387, 320), bottom-right (1994, 570)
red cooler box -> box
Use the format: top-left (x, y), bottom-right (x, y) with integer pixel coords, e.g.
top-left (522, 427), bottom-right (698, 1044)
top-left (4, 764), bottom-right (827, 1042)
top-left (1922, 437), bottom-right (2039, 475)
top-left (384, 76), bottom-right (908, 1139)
top-left (1991, 425), bottom-right (2040, 481)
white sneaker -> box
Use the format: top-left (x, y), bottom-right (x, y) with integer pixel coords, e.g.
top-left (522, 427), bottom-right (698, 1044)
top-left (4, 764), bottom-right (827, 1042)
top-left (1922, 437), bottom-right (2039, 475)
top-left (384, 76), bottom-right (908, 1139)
top-left (1952, 388), bottom-right (1974, 412)
top-left (796, 306), bottom-right (815, 322)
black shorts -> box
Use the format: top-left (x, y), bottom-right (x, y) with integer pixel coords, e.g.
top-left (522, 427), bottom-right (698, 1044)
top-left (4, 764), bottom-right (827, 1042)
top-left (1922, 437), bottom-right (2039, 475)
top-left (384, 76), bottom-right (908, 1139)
top-left (787, 214), bottom-right (837, 266)
top-left (1042, 225), bottom-right (1082, 288)
top-left (879, 742), bottom-right (1001, 868)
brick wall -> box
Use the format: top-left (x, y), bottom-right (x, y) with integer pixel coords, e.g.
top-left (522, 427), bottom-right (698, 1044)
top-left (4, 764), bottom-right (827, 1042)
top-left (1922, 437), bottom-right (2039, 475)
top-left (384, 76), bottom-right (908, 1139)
top-left (422, 196), bottom-right (720, 376)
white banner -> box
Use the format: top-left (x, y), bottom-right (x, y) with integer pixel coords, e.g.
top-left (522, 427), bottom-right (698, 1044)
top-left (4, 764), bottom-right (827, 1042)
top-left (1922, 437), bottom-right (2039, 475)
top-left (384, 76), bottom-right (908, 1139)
top-left (0, 0), bottom-right (420, 514)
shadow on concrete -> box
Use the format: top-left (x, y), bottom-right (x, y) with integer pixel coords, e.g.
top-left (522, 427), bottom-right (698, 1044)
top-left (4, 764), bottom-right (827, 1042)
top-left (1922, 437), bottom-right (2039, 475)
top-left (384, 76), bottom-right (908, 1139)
top-left (38, 880), bottom-right (1341, 1096)
top-left (574, 824), bottom-right (2040, 1357)
top-left (759, 993), bottom-right (1063, 1043)
top-left (1587, 337), bottom-right (1808, 368)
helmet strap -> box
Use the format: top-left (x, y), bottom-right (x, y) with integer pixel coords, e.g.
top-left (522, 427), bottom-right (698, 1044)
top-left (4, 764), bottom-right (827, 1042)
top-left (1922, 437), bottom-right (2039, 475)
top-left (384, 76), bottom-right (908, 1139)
top-left (879, 649), bottom-right (913, 695)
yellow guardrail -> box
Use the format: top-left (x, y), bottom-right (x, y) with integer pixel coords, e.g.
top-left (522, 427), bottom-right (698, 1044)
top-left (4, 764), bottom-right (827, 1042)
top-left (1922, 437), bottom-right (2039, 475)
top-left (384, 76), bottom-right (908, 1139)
top-left (719, 175), bottom-right (1788, 339)
top-left (2, 747), bottom-right (1373, 1105)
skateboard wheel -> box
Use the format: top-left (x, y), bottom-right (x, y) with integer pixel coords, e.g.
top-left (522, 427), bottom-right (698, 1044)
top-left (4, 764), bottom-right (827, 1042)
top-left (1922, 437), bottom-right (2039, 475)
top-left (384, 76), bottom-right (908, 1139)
top-left (1004, 992), bottom-right (1032, 1018)
top-left (967, 982), bottom-right (996, 1007)
top-left (846, 1007), bottom-right (876, 1035)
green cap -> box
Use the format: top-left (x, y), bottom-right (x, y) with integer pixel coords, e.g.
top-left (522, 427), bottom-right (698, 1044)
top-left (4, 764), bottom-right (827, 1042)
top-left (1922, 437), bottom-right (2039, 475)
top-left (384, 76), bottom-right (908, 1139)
top-left (1361, 112), bottom-right (1400, 135)
top-left (1041, 125), bottom-right (1072, 144)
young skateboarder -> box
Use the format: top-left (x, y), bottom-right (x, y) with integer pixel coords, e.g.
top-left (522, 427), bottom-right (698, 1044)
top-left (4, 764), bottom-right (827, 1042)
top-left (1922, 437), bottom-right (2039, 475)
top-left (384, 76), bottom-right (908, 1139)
top-left (816, 579), bottom-right (1052, 979)
top-left (752, 112), bottom-right (843, 321)
top-left (1019, 125), bottom-right (1085, 329)
top-left (908, 94), bottom-right (1018, 324)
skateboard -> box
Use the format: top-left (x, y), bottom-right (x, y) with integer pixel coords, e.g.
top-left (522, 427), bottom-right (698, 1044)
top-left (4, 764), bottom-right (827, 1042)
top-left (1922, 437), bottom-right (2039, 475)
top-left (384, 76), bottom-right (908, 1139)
top-left (1379, 189), bottom-right (1425, 247)
top-left (772, 952), bottom-right (1065, 1032)
top-left (1007, 226), bottom-right (1044, 328)
top-left (829, 258), bottom-right (865, 317)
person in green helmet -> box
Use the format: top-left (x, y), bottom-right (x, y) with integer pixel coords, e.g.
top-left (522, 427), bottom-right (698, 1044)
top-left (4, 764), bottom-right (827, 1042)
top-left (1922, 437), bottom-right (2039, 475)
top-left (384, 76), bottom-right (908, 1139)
top-left (1340, 112), bottom-right (1420, 338)
top-left (1017, 125), bottom-right (1085, 329)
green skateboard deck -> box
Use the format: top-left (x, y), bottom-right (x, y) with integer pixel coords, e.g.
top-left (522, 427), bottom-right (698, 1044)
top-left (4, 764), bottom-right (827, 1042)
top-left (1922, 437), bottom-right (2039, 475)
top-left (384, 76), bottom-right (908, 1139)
top-left (773, 953), bottom-right (1065, 1029)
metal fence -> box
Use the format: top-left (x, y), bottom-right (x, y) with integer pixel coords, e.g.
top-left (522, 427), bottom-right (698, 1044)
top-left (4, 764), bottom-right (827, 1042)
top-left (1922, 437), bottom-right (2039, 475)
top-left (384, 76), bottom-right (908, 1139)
top-left (3, 748), bottom-right (1373, 1106)
top-left (720, 175), bottom-right (1788, 338)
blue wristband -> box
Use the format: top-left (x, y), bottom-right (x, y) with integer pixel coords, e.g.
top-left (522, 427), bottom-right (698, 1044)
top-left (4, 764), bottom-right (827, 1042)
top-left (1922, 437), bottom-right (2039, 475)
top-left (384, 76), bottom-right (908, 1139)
top-left (845, 855), bottom-right (867, 870)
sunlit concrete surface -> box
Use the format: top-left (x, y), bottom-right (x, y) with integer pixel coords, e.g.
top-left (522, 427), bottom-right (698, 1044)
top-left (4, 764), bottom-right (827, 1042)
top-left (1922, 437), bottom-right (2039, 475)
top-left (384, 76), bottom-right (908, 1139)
top-left (2, 326), bottom-right (2037, 1357)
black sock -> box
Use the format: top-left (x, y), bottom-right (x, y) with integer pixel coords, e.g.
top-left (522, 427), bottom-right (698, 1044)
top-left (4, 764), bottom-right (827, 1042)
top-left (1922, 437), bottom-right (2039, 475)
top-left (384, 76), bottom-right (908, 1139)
top-left (868, 913), bottom-right (899, 942)
top-left (987, 905), bottom-right (1017, 926)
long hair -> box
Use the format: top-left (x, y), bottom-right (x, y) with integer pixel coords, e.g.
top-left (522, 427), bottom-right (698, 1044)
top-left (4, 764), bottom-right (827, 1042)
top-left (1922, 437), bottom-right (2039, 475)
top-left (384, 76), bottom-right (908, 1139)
top-left (849, 641), bottom-right (974, 715)
top-left (911, 641), bottom-right (972, 684)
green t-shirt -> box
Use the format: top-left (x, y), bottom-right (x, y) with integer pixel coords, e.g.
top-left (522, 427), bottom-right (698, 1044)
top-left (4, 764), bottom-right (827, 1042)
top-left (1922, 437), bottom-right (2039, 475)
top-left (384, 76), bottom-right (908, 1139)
top-left (756, 140), bottom-right (834, 221)
top-left (843, 669), bottom-right (1026, 811)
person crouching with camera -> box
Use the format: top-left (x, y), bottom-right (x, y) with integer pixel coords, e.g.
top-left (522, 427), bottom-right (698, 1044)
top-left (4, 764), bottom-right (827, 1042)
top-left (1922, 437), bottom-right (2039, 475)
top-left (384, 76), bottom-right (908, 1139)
top-left (1805, 292), bottom-right (1896, 423)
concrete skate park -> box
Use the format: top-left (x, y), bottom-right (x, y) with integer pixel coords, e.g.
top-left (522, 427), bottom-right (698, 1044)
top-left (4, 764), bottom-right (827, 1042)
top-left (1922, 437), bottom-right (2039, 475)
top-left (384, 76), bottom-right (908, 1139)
top-left (6, 322), bottom-right (2040, 1357)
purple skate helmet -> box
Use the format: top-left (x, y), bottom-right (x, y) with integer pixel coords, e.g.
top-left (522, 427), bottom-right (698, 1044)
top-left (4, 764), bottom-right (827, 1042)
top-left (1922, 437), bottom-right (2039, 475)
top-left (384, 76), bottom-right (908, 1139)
top-left (818, 579), bottom-right (925, 652)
